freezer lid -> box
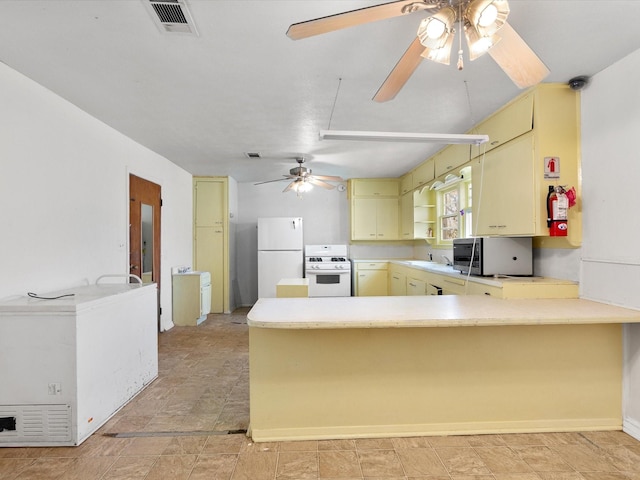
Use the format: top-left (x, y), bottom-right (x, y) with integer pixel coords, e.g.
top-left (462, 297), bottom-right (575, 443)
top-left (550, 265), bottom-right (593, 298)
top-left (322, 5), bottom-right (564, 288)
top-left (257, 217), bottom-right (303, 251)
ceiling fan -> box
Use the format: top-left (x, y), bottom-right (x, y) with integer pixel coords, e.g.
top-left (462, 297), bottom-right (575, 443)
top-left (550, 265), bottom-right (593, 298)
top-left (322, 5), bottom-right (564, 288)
top-left (286, 0), bottom-right (550, 102)
top-left (254, 157), bottom-right (344, 195)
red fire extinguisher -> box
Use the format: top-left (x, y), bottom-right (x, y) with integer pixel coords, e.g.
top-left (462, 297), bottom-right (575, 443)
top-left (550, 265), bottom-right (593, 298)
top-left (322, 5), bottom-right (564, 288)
top-left (546, 186), bottom-right (575, 237)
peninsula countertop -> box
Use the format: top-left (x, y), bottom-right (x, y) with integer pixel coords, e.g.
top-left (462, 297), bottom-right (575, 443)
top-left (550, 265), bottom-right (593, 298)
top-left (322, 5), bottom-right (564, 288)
top-left (247, 295), bottom-right (640, 329)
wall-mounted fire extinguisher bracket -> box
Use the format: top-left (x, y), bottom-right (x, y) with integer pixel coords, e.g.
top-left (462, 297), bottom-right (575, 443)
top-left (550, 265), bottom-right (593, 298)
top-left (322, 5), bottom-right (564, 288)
top-left (546, 185), bottom-right (573, 237)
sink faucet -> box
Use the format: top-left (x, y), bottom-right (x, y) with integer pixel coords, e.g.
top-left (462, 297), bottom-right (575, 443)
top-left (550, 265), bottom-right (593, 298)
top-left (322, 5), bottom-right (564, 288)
top-left (442, 255), bottom-right (452, 266)
top-left (428, 253), bottom-right (433, 261)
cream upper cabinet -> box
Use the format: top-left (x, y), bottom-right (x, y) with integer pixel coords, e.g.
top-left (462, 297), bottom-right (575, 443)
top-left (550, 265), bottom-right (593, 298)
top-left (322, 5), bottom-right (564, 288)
top-left (352, 197), bottom-right (399, 240)
top-left (472, 133), bottom-right (536, 236)
top-left (350, 179), bottom-right (400, 241)
top-left (470, 92), bottom-right (534, 158)
top-left (471, 85), bottom-right (580, 244)
top-left (400, 193), bottom-right (414, 240)
top-left (352, 179), bottom-right (399, 197)
top-left (412, 158), bottom-right (435, 189)
top-left (195, 179), bottom-right (225, 227)
top-left (434, 144), bottom-right (472, 178)
top-left (400, 173), bottom-right (413, 195)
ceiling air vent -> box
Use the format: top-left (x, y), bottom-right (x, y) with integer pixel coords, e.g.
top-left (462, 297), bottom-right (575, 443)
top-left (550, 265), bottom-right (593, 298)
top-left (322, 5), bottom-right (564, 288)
top-left (245, 152), bottom-right (262, 159)
top-left (145, 0), bottom-right (198, 35)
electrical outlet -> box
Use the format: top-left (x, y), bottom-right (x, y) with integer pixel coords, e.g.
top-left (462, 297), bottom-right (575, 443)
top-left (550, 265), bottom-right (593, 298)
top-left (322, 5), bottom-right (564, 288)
top-left (48, 383), bottom-right (61, 395)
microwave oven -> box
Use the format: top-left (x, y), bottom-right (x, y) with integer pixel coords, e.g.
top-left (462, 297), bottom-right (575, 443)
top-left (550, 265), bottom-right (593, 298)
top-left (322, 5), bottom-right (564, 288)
top-left (452, 237), bottom-right (533, 276)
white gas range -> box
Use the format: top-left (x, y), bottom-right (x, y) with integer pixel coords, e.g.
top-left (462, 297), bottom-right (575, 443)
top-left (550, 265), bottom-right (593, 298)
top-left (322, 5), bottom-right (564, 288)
top-left (304, 245), bottom-right (352, 297)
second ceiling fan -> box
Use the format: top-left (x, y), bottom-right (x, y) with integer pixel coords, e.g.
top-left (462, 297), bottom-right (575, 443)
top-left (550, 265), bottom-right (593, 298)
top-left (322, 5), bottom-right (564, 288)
top-left (287, 0), bottom-right (549, 102)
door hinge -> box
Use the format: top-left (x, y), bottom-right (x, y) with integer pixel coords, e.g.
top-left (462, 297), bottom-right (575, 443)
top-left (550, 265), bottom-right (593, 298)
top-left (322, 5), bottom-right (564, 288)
top-left (159, 307), bottom-right (162, 315)
top-left (160, 198), bottom-right (163, 207)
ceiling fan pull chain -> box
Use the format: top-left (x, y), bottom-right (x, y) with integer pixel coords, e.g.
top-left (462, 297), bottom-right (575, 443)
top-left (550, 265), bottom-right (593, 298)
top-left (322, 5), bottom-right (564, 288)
top-left (457, 2), bottom-right (464, 70)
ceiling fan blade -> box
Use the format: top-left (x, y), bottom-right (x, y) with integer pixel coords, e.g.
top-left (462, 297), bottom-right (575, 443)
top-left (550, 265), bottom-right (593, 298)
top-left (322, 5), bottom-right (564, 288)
top-left (286, 0), bottom-right (423, 40)
top-left (282, 181), bottom-right (297, 193)
top-left (254, 177), bottom-right (288, 185)
top-left (308, 178), bottom-right (336, 189)
top-left (311, 174), bottom-right (344, 181)
top-left (373, 36), bottom-right (426, 102)
top-left (488, 23), bottom-right (550, 89)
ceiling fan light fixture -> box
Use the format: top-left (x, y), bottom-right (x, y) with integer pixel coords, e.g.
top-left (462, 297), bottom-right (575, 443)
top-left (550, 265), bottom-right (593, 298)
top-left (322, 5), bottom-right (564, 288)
top-left (464, 23), bottom-right (501, 60)
top-left (466, 0), bottom-right (509, 36)
top-left (421, 31), bottom-right (455, 65)
top-left (292, 179), bottom-right (313, 193)
top-left (417, 6), bottom-right (456, 50)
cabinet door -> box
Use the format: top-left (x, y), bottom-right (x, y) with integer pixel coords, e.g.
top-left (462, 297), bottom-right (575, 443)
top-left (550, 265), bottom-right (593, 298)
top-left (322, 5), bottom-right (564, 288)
top-left (473, 133), bottom-right (535, 236)
top-left (195, 180), bottom-right (225, 227)
top-left (376, 198), bottom-right (399, 240)
top-left (406, 277), bottom-right (426, 296)
top-left (413, 158), bottom-right (435, 189)
top-left (356, 269), bottom-right (388, 296)
top-left (400, 193), bottom-right (413, 239)
top-left (194, 226), bottom-right (224, 313)
top-left (389, 270), bottom-right (407, 296)
top-left (435, 144), bottom-right (471, 178)
top-left (471, 92), bottom-right (534, 158)
top-left (353, 179), bottom-right (399, 196)
top-left (352, 198), bottom-right (378, 240)
top-left (400, 173), bottom-right (413, 195)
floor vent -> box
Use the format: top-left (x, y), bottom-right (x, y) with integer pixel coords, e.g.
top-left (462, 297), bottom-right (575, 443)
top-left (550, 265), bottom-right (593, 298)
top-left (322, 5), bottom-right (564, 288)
top-left (145, 0), bottom-right (198, 35)
top-left (0, 405), bottom-right (72, 444)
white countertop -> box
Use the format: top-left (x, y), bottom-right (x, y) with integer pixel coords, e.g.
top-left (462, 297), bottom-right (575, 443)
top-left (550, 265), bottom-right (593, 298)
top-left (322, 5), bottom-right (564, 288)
top-left (247, 295), bottom-right (640, 329)
top-left (353, 259), bottom-right (577, 288)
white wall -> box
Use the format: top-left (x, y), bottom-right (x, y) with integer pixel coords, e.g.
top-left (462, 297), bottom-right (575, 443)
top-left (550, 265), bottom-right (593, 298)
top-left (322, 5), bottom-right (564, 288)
top-left (579, 47), bottom-right (640, 438)
top-left (0, 62), bottom-right (193, 331)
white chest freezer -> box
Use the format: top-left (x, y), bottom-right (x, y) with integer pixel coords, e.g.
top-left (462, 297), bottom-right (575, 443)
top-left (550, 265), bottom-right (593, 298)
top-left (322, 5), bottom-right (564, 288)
top-left (0, 283), bottom-right (158, 446)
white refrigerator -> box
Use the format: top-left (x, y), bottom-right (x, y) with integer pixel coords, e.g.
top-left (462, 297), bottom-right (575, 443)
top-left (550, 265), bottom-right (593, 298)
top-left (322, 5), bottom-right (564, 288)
top-left (257, 217), bottom-right (303, 298)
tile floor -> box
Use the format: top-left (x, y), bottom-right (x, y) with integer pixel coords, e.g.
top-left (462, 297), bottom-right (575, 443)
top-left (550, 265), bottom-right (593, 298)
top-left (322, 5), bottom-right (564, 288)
top-left (2, 308), bottom-right (640, 479)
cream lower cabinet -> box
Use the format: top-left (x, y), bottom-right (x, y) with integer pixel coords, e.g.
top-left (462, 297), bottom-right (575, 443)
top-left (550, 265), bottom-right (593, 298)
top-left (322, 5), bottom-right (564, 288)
top-left (472, 133), bottom-right (536, 236)
top-left (354, 262), bottom-right (388, 296)
top-left (389, 269), bottom-right (407, 296)
top-left (352, 198), bottom-right (399, 241)
top-left (406, 277), bottom-right (426, 296)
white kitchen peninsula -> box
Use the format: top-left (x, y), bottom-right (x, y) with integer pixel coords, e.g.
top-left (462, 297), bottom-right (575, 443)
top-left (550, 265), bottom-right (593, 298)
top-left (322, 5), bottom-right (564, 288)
top-left (248, 296), bottom-right (640, 442)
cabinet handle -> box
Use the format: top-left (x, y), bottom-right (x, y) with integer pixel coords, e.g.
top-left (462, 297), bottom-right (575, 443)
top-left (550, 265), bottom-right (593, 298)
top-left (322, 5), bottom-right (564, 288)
top-left (409, 282), bottom-right (416, 287)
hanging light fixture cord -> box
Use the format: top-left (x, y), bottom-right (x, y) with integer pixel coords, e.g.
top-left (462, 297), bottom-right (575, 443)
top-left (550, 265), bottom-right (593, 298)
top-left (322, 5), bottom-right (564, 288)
top-left (327, 77), bottom-right (342, 130)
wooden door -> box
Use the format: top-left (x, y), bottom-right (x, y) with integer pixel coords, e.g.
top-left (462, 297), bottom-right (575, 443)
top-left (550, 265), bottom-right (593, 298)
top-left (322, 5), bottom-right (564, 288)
top-left (129, 174), bottom-right (161, 326)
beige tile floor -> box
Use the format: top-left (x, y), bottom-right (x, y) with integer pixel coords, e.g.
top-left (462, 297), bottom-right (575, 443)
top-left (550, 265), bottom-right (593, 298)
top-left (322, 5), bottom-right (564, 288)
top-left (2, 308), bottom-right (640, 479)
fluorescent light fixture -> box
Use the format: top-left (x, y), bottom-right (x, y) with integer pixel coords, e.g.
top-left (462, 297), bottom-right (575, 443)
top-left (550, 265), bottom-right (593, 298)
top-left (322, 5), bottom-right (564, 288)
top-left (319, 130), bottom-right (489, 145)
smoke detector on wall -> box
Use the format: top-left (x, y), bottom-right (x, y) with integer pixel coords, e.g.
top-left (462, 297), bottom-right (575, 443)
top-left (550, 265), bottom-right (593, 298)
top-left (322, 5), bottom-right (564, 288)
top-left (144, 0), bottom-right (198, 35)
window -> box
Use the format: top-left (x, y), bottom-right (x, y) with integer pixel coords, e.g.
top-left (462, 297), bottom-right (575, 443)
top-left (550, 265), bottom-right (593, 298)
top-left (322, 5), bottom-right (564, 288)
top-left (440, 187), bottom-right (459, 241)
top-left (436, 169), bottom-right (472, 244)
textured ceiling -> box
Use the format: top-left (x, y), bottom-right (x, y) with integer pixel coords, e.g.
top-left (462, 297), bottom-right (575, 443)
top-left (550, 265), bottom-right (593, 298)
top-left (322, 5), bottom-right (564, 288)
top-left (1, 1), bottom-right (640, 183)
